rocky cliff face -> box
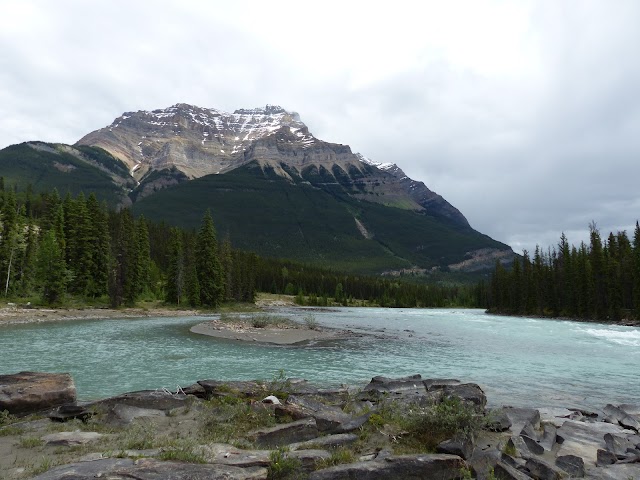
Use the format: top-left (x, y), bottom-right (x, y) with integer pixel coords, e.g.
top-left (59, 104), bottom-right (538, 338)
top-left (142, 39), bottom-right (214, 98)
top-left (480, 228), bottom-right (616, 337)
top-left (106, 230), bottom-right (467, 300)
top-left (76, 104), bottom-right (312, 180)
top-left (77, 103), bottom-right (470, 226)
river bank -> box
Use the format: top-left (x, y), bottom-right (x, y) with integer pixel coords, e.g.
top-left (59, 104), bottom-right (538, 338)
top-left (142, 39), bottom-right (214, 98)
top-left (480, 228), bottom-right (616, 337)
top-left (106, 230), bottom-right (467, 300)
top-left (1, 372), bottom-right (638, 480)
top-left (0, 305), bottom-right (203, 326)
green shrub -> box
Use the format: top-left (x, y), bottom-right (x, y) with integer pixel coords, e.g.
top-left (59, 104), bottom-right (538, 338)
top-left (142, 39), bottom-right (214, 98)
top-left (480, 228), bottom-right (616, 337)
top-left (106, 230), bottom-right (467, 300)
top-left (119, 422), bottom-right (156, 450)
top-left (302, 314), bottom-right (319, 330)
top-left (200, 401), bottom-right (275, 443)
top-left (157, 440), bottom-right (206, 463)
top-left (315, 447), bottom-right (354, 469)
top-left (398, 398), bottom-right (481, 452)
top-left (0, 410), bottom-right (16, 426)
top-left (19, 436), bottom-right (44, 448)
top-left (267, 447), bottom-right (302, 479)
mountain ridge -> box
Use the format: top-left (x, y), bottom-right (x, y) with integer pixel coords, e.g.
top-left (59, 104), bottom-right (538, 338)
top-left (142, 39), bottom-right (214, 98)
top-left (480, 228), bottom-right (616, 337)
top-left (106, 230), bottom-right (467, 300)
top-left (76, 103), bottom-right (470, 226)
top-left (0, 102), bottom-right (516, 274)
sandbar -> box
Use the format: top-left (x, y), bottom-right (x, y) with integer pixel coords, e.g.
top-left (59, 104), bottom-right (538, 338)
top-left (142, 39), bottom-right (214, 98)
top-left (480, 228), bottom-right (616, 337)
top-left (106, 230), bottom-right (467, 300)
top-left (190, 320), bottom-right (342, 345)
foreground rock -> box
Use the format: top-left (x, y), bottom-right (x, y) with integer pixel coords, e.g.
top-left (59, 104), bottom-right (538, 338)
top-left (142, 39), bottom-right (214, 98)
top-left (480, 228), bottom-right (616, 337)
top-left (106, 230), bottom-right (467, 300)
top-left (3, 372), bottom-right (639, 480)
top-left (32, 458), bottom-right (267, 480)
top-left (309, 454), bottom-right (466, 479)
top-left (0, 371), bottom-right (76, 414)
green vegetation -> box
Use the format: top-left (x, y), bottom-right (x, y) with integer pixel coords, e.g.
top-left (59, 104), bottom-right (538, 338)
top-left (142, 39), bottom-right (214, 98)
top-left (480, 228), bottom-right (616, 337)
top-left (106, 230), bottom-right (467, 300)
top-left (267, 447), bottom-right (303, 480)
top-left (157, 439), bottom-right (206, 463)
top-left (489, 222), bottom-right (640, 321)
top-left (314, 447), bottom-right (355, 469)
top-left (0, 142), bottom-right (130, 206)
top-left (133, 162), bottom-right (509, 275)
top-left (18, 436), bottom-right (45, 448)
top-left (200, 398), bottom-right (276, 444)
top-left (396, 398), bottom-right (481, 452)
top-left (0, 180), bottom-right (487, 309)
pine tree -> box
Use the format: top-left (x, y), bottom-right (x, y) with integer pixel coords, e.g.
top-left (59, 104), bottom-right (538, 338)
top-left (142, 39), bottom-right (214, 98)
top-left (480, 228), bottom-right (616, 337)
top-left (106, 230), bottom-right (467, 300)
top-left (165, 228), bottom-right (184, 304)
top-left (196, 210), bottom-right (224, 307)
top-left (589, 223), bottom-right (607, 319)
top-left (220, 236), bottom-right (233, 301)
top-left (109, 209), bottom-right (137, 307)
top-left (633, 222), bottom-right (640, 319)
top-left (0, 190), bottom-right (19, 296)
top-left (67, 193), bottom-right (93, 295)
top-left (35, 230), bottom-right (69, 304)
top-left (135, 216), bottom-right (151, 296)
top-left (17, 222), bottom-right (38, 295)
top-left (86, 194), bottom-right (110, 298)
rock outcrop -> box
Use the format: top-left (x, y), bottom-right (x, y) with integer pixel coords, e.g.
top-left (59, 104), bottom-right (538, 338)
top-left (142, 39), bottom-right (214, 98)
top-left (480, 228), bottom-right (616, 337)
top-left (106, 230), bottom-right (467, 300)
top-left (0, 371), bottom-right (76, 414)
top-left (3, 373), bottom-right (639, 480)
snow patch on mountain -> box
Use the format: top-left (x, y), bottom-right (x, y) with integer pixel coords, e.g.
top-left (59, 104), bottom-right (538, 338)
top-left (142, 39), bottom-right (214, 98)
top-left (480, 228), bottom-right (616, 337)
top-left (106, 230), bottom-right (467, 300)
top-left (356, 152), bottom-right (395, 171)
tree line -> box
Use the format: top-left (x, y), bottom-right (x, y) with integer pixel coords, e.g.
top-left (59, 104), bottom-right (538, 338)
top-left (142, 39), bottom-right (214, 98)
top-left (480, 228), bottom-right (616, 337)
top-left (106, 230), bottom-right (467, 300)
top-left (0, 183), bottom-right (255, 307)
top-left (0, 180), bottom-right (487, 309)
top-left (488, 222), bottom-right (640, 321)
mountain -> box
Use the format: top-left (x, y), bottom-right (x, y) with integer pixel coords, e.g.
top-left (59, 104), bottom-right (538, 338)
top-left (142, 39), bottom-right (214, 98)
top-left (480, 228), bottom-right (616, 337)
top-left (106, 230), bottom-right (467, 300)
top-left (76, 104), bottom-right (468, 226)
top-left (0, 142), bottom-right (135, 206)
top-left (0, 103), bottom-right (515, 274)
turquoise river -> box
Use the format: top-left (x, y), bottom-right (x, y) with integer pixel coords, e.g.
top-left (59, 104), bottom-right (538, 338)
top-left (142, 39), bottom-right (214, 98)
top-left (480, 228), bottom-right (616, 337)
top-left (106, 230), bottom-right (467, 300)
top-left (1, 308), bottom-right (639, 409)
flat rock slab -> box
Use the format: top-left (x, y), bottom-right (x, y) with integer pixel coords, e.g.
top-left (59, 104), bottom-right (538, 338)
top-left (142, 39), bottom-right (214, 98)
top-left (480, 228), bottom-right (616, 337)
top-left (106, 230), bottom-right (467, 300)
top-left (110, 404), bottom-right (165, 424)
top-left (197, 443), bottom-right (271, 467)
top-left (537, 407), bottom-right (581, 427)
top-left (42, 431), bottom-right (103, 446)
top-left (556, 419), bottom-right (633, 466)
top-left (33, 458), bottom-right (267, 480)
top-left (309, 453), bottom-right (466, 480)
top-left (525, 457), bottom-right (563, 480)
top-left (603, 404), bottom-right (640, 432)
top-left (288, 449), bottom-right (331, 471)
top-left (88, 390), bottom-right (189, 411)
top-left (249, 417), bottom-right (318, 448)
top-left (363, 374), bottom-right (427, 395)
top-left (31, 459), bottom-right (135, 480)
top-left (287, 395), bottom-right (353, 432)
top-left (289, 433), bottom-right (359, 451)
top-left (502, 407), bottom-right (541, 435)
top-left (494, 461), bottom-right (532, 480)
top-left (556, 454), bottom-right (585, 478)
top-left (443, 383), bottom-right (487, 412)
top-left (486, 408), bottom-right (512, 432)
top-left (0, 371), bottom-right (76, 414)
top-left (585, 463), bottom-right (640, 479)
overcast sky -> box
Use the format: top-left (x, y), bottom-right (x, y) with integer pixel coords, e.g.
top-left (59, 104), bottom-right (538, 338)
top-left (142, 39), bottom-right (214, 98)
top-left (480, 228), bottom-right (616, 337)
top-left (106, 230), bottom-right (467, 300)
top-left (1, 0), bottom-right (639, 254)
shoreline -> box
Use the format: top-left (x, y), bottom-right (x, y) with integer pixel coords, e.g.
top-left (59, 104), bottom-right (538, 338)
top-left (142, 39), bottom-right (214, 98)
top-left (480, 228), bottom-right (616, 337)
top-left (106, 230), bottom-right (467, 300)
top-left (0, 306), bottom-right (205, 327)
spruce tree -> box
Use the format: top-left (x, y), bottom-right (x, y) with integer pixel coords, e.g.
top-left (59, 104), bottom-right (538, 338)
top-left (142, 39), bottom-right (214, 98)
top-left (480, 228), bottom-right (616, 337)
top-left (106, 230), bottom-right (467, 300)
top-left (196, 210), bottom-right (224, 307)
top-left (589, 223), bottom-right (606, 319)
top-left (220, 236), bottom-right (233, 301)
top-left (0, 190), bottom-right (18, 296)
top-left (135, 216), bottom-right (151, 296)
top-left (184, 235), bottom-right (200, 307)
top-left (86, 194), bottom-right (110, 298)
top-left (67, 193), bottom-right (93, 295)
top-left (633, 222), bottom-right (640, 319)
top-left (165, 228), bottom-right (184, 304)
top-left (35, 230), bottom-right (69, 304)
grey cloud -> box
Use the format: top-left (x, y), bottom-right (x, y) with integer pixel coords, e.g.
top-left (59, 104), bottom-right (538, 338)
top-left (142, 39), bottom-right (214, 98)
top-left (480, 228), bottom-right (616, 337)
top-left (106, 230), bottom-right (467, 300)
top-left (1, 0), bottom-right (639, 256)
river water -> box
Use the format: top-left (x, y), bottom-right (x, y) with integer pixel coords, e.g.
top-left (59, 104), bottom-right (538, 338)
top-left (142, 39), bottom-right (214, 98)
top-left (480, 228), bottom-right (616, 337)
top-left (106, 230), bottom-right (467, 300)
top-left (1, 308), bottom-right (638, 409)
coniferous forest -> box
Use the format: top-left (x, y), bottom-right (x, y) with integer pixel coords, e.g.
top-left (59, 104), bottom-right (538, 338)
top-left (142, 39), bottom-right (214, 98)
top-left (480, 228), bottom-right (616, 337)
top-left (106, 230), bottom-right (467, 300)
top-left (488, 223), bottom-right (640, 322)
top-left (0, 181), bottom-right (485, 309)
